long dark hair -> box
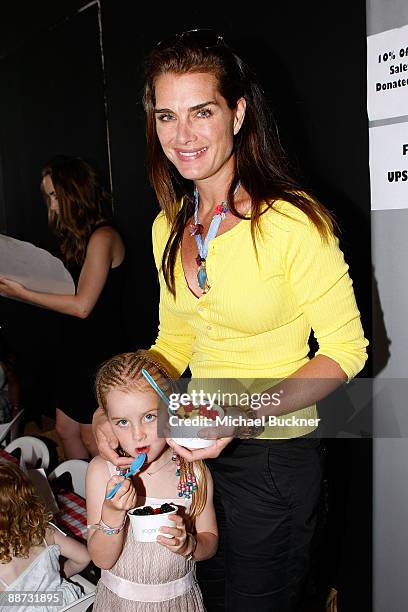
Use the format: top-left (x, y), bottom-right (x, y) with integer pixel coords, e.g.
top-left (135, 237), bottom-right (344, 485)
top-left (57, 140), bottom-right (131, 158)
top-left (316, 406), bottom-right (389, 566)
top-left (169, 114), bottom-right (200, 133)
top-left (41, 155), bottom-right (113, 265)
top-left (143, 34), bottom-right (337, 296)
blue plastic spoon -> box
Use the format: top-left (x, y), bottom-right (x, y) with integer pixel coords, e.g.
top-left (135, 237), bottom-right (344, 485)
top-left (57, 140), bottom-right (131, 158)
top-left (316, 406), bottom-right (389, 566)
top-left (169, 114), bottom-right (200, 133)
top-left (105, 452), bottom-right (146, 500)
top-left (141, 368), bottom-right (173, 413)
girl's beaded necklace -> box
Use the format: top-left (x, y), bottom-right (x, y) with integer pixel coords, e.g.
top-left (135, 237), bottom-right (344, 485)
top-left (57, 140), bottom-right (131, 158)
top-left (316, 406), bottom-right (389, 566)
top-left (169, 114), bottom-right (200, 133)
top-left (116, 449), bottom-right (197, 499)
top-left (190, 183), bottom-right (240, 293)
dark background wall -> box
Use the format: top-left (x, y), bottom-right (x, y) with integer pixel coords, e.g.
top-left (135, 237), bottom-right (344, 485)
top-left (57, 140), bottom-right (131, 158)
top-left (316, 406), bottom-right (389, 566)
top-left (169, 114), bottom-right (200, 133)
top-left (0, 2), bottom-right (371, 609)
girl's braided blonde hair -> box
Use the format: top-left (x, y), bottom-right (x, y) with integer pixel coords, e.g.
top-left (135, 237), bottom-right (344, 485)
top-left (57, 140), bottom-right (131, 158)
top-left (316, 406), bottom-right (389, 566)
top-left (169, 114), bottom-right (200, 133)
top-left (95, 349), bottom-right (208, 525)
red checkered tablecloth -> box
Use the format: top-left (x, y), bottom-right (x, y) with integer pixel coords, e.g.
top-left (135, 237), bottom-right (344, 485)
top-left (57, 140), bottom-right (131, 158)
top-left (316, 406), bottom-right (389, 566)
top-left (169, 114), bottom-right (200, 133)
top-left (56, 491), bottom-right (87, 542)
top-left (0, 448), bottom-right (19, 464)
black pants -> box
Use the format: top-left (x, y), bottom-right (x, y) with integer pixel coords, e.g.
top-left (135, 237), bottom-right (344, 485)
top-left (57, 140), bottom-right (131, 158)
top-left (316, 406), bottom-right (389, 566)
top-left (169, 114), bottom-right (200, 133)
top-left (196, 436), bottom-right (323, 612)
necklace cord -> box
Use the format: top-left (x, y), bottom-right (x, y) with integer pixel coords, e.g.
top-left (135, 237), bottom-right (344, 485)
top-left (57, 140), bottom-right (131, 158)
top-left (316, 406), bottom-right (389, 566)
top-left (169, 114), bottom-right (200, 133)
top-left (191, 182), bottom-right (240, 292)
top-left (145, 449), bottom-right (173, 476)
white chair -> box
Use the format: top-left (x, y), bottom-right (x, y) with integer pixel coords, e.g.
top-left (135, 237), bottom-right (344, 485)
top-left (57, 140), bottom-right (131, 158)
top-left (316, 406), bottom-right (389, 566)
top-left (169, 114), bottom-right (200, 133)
top-left (4, 435), bottom-right (50, 470)
top-left (69, 573), bottom-right (96, 595)
top-left (27, 468), bottom-right (60, 514)
top-left (48, 459), bottom-right (89, 499)
top-left (0, 409), bottom-right (24, 446)
top-left (59, 591), bottom-right (95, 612)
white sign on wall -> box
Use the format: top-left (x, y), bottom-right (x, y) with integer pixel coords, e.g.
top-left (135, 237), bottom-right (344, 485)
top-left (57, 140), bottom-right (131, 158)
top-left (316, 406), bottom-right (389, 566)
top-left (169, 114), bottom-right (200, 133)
top-left (367, 24), bottom-right (408, 121)
top-left (369, 122), bottom-right (408, 210)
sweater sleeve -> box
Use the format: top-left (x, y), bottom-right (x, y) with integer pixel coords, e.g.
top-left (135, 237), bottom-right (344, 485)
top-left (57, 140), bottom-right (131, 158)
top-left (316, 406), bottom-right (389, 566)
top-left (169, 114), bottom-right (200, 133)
top-left (280, 207), bottom-right (369, 380)
top-left (149, 213), bottom-right (195, 377)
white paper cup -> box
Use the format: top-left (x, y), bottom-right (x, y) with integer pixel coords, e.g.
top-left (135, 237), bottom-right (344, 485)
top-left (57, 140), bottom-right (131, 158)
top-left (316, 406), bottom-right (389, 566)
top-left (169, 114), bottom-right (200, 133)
top-left (169, 403), bottom-right (224, 449)
top-left (127, 504), bottom-right (177, 542)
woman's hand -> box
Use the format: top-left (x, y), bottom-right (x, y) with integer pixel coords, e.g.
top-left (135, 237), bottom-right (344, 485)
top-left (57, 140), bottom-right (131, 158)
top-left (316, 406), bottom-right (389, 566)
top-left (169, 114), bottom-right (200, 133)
top-left (157, 514), bottom-right (194, 556)
top-left (166, 403), bottom-right (242, 461)
top-left (92, 407), bottom-right (132, 467)
top-left (0, 278), bottom-right (28, 300)
top-left (165, 404), bottom-right (241, 461)
top-left (166, 436), bottom-right (233, 461)
top-left (197, 404), bottom-right (242, 441)
top-left (102, 474), bottom-right (137, 521)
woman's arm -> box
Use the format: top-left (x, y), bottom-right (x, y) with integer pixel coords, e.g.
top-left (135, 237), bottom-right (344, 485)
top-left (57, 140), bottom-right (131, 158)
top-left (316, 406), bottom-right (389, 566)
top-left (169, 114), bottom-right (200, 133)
top-left (256, 208), bottom-right (368, 417)
top-left (85, 455), bottom-right (136, 570)
top-left (169, 210), bottom-right (369, 462)
top-left (0, 227), bottom-right (123, 318)
top-left (257, 354), bottom-right (347, 419)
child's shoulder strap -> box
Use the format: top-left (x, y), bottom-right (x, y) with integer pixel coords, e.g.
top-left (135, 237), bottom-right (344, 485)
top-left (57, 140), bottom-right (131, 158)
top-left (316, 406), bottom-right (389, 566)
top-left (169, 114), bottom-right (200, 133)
top-left (105, 460), bottom-right (117, 477)
top-left (0, 575), bottom-right (9, 588)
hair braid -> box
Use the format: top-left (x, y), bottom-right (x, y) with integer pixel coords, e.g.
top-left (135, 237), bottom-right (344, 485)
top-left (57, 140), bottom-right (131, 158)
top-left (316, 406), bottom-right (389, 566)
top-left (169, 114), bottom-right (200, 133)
top-left (177, 457), bottom-right (208, 527)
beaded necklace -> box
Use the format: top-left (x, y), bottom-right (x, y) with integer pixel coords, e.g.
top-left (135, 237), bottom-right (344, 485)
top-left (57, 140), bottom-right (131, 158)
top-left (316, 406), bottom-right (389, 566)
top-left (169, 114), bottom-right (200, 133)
top-left (190, 183), bottom-right (240, 293)
top-left (116, 449), bottom-right (197, 499)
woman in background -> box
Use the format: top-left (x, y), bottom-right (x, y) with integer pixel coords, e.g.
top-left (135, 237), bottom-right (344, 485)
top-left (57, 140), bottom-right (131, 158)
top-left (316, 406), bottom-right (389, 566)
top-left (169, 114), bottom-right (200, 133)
top-left (0, 156), bottom-right (126, 459)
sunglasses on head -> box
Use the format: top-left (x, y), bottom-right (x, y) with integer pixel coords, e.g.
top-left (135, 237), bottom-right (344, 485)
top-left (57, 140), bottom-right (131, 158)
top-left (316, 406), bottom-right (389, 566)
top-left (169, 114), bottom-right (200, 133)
top-left (156, 28), bottom-right (225, 51)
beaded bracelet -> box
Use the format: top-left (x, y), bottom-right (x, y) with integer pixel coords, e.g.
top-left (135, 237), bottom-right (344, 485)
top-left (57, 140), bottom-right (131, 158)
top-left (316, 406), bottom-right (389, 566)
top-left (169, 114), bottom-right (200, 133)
top-left (87, 517), bottom-right (127, 536)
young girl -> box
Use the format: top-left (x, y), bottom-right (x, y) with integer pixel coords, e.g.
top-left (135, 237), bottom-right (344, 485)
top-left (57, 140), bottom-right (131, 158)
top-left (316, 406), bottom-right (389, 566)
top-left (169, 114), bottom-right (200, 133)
top-left (0, 463), bottom-right (90, 610)
top-left (86, 350), bottom-right (218, 611)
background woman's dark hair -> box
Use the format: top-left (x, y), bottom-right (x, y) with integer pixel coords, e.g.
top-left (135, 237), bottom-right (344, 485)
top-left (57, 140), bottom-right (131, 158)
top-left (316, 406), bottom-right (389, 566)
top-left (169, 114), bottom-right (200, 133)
top-left (41, 155), bottom-right (113, 265)
top-left (143, 36), bottom-right (337, 296)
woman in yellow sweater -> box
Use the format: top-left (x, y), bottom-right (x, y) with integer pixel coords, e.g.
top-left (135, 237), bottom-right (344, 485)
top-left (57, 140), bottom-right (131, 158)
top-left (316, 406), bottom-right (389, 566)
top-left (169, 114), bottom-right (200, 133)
top-left (93, 29), bottom-right (368, 611)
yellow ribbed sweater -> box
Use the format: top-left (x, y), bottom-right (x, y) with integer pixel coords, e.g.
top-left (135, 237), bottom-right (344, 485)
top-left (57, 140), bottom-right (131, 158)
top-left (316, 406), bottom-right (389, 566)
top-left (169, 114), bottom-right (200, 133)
top-left (150, 200), bottom-right (368, 439)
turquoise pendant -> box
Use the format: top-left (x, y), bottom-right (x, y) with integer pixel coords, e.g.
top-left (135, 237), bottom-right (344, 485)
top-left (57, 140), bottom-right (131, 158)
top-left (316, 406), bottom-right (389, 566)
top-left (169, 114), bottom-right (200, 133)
top-left (197, 265), bottom-right (207, 290)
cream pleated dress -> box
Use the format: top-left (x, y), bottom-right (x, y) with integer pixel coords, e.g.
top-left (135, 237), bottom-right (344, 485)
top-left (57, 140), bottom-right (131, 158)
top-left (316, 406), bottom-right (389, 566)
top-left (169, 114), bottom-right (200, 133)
top-left (92, 463), bottom-right (205, 612)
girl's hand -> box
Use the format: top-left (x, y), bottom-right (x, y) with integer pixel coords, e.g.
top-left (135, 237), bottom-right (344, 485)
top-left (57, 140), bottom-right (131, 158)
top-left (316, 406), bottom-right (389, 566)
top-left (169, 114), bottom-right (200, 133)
top-left (166, 436), bottom-right (233, 461)
top-left (0, 278), bottom-right (28, 299)
top-left (102, 475), bottom-right (137, 519)
top-left (157, 514), bottom-right (191, 556)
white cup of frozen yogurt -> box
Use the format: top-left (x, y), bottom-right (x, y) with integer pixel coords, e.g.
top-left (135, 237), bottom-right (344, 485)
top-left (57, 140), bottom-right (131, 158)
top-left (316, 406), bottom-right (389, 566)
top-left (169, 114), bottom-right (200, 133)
top-left (127, 503), bottom-right (177, 542)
